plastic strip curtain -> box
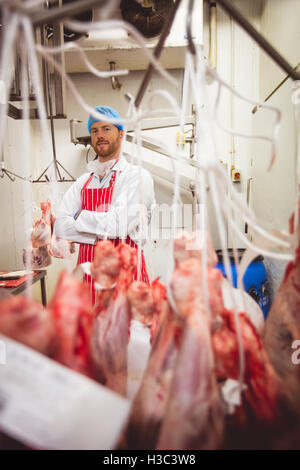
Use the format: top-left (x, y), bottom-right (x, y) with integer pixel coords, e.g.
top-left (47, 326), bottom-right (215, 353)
top-left (0, 1), bottom-right (295, 377)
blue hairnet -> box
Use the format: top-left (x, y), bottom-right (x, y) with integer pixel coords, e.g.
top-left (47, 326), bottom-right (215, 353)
top-left (87, 105), bottom-right (124, 134)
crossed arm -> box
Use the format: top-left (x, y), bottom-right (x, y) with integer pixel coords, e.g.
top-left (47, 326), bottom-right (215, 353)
top-left (54, 169), bottom-right (155, 246)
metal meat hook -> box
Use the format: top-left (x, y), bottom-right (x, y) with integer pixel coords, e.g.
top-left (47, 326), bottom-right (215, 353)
top-left (109, 62), bottom-right (122, 91)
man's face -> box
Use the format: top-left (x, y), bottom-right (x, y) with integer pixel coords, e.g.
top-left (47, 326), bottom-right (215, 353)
top-left (90, 121), bottom-right (124, 161)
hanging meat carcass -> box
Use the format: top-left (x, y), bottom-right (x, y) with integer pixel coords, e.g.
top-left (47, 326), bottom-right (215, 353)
top-left (195, 235), bottom-right (296, 448)
top-left (174, 234), bottom-right (281, 429)
top-left (173, 231), bottom-right (218, 268)
top-left (91, 239), bottom-right (126, 313)
top-left (91, 240), bottom-right (124, 289)
top-left (123, 234), bottom-right (215, 450)
top-left (0, 271), bottom-right (95, 379)
top-left (31, 200), bottom-right (52, 248)
top-left (149, 277), bottom-right (169, 344)
top-left (127, 277), bottom-right (168, 330)
top-left (23, 200), bottom-right (75, 268)
top-left (212, 308), bottom-right (282, 424)
top-left (90, 240), bottom-right (137, 396)
top-left (0, 296), bottom-right (55, 355)
top-left (127, 281), bottom-right (154, 401)
top-left (49, 209), bottom-right (75, 259)
top-left (156, 256), bottom-right (225, 450)
top-left (127, 281), bottom-right (156, 326)
top-left (123, 302), bottom-right (182, 449)
top-left (22, 245), bottom-right (52, 269)
top-left (49, 270), bottom-right (95, 378)
top-left (263, 202), bottom-right (300, 414)
top-left (49, 235), bottom-right (76, 259)
top-left (24, 201), bottom-right (52, 268)
top-left (212, 307), bottom-right (289, 449)
top-left (126, 278), bottom-right (168, 403)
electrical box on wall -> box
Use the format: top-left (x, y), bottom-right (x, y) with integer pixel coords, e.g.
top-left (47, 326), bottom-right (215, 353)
top-left (232, 168), bottom-right (241, 183)
top-left (64, 0), bottom-right (203, 73)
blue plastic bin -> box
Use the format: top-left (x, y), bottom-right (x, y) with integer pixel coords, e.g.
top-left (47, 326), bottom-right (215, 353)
top-left (216, 249), bottom-right (270, 319)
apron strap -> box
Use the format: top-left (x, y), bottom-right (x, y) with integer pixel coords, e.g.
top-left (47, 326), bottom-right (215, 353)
top-left (81, 173), bottom-right (94, 192)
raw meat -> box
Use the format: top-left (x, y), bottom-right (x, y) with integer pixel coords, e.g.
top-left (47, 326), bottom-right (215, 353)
top-left (173, 231), bottom-right (218, 268)
top-left (92, 240), bottom-right (137, 314)
top-left (165, 232), bottom-right (281, 448)
top-left (212, 309), bottom-right (281, 423)
top-left (91, 240), bottom-right (123, 289)
top-left (31, 200), bottom-right (52, 248)
top-left (157, 312), bottom-right (225, 450)
top-left (175, 238), bottom-right (282, 424)
top-left (127, 281), bottom-right (155, 326)
top-left (49, 236), bottom-right (76, 259)
top-left (124, 237), bottom-right (212, 449)
top-left (171, 255), bottom-right (224, 321)
top-left (49, 270), bottom-right (95, 378)
top-left (0, 296), bottom-right (55, 355)
top-left (149, 277), bottom-right (169, 343)
top-left (23, 245), bottom-right (52, 269)
top-left (29, 200), bottom-right (75, 260)
top-left (156, 257), bottom-right (225, 450)
top-left (173, 233), bottom-right (280, 425)
top-left (49, 205), bottom-right (76, 259)
top-left (123, 304), bottom-right (183, 449)
top-left (91, 241), bottom-right (137, 396)
top-left (126, 278), bottom-right (169, 403)
top-left (91, 291), bottom-right (130, 396)
top-left (263, 202), bottom-right (300, 413)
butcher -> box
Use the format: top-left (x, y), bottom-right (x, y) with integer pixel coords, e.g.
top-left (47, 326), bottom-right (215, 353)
top-left (55, 105), bottom-right (155, 301)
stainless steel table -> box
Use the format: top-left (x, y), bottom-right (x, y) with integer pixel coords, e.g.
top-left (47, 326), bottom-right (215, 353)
top-left (0, 270), bottom-right (47, 306)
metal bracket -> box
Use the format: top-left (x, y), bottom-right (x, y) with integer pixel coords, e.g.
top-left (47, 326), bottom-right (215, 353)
top-left (109, 62), bottom-right (122, 91)
top-left (0, 163), bottom-right (30, 182)
top-left (32, 159), bottom-right (75, 183)
top-left (7, 103), bottom-right (38, 120)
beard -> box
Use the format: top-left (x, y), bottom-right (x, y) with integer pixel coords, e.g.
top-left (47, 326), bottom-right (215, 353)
top-left (93, 137), bottom-right (121, 159)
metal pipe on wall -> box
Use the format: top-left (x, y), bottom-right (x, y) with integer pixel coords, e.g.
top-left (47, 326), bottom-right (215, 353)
top-left (229, 15), bottom-right (236, 170)
top-left (189, 182), bottom-right (198, 232)
top-left (135, 0), bottom-right (182, 108)
top-left (192, 191), bottom-right (198, 231)
top-left (209, 0), bottom-right (300, 81)
top-left (208, 0), bottom-right (217, 69)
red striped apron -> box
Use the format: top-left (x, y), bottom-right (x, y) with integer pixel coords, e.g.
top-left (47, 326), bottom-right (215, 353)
top-left (77, 171), bottom-right (149, 303)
